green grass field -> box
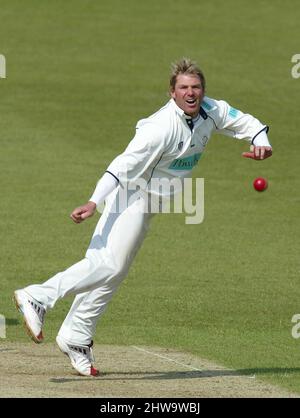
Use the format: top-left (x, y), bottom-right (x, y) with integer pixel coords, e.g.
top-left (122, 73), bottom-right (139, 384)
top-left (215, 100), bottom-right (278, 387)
top-left (1, 0), bottom-right (300, 394)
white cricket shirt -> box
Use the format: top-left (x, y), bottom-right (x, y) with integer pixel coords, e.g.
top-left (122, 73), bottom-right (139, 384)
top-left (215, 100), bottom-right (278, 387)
top-left (105, 97), bottom-right (270, 197)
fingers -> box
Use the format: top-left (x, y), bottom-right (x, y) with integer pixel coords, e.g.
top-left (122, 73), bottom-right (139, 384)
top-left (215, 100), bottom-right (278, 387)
top-left (81, 210), bottom-right (93, 220)
top-left (242, 146), bottom-right (272, 160)
top-left (70, 202), bottom-right (96, 223)
top-left (261, 147), bottom-right (272, 159)
top-left (254, 146), bottom-right (272, 160)
top-left (242, 151), bottom-right (255, 159)
top-left (70, 208), bottom-right (84, 223)
top-left (254, 146), bottom-right (265, 159)
top-left (70, 206), bottom-right (87, 223)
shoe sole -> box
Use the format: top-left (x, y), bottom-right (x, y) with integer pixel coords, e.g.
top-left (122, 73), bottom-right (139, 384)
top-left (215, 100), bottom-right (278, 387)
top-left (13, 292), bottom-right (43, 344)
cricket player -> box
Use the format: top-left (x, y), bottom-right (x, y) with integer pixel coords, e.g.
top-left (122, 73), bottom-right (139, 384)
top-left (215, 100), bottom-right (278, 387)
top-left (14, 58), bottom-right (272, 376)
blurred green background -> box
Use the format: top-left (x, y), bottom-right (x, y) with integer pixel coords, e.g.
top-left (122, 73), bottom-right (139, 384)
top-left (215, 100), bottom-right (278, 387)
top-left (1, 0), bottom-right (300, 394)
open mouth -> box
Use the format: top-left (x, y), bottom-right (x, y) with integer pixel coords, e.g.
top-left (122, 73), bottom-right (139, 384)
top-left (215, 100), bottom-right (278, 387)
top-left (186, 99), bottom-right (197, 105)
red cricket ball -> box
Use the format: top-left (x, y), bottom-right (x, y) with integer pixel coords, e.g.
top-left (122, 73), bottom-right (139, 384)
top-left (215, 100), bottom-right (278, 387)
top-left (253, 177), bottom-right (268, 192)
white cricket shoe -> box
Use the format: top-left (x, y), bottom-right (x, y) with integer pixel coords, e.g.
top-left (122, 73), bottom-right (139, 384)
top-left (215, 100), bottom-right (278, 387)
top-left (56, 335), bottom-right (100, 377)
top-left (13, 289), bottom-right (46, 343)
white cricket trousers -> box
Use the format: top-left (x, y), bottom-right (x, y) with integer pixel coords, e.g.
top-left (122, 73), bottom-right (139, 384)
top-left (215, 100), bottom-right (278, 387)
top-left (24, 188), bottom-right (152, 345)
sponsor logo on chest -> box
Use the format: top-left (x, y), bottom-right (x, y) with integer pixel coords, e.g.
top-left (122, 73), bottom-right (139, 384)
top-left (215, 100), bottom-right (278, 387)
top-left (169, 153), bottom-right (202, 171)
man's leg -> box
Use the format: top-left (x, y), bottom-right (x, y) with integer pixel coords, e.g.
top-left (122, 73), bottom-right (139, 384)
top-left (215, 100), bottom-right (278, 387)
top-left (57, 192), bottom-right (151, 345)
top-left (21, 189), bottom-right (143, 307)
top-left (56, 287), bottom-right (117, 346)
top-left (55, 192), bottom-right (151, 376)
top-left (16, 190), bottom-right (151, 341)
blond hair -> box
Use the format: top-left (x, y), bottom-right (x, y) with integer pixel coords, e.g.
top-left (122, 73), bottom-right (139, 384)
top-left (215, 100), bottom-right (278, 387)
top-left (169, 58), bottom-right (206, 91)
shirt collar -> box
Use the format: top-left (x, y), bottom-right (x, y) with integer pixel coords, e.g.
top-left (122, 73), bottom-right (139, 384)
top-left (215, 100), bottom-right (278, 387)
top-left (169, 98), bottom-right (186, 117)
top-left (169, 98), bottom-right (202, 121)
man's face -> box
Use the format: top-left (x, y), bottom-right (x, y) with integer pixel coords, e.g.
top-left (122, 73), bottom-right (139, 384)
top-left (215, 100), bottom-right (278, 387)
top-left (171, 74), bottom-right (204, 118)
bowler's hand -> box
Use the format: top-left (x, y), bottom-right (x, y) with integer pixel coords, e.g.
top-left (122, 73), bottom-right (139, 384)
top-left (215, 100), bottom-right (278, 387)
top-left (242, 145), bottom-right (272, 160)
top-left (70, 201), bottom-right (97, 223)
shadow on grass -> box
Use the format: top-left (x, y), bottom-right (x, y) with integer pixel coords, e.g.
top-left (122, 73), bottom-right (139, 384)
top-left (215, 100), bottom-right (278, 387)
top-left (49, 367), bottom-right (300, 383)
